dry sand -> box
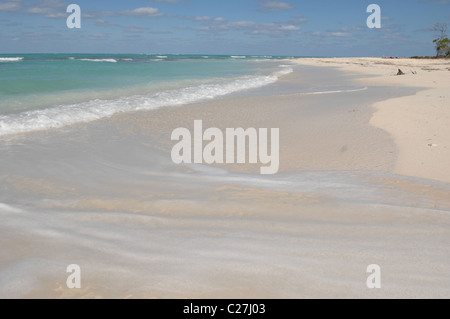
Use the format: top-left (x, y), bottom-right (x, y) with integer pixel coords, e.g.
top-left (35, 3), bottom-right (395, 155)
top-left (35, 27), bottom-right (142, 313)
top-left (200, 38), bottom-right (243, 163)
top-left (294, 58), bottom-right (450, 183)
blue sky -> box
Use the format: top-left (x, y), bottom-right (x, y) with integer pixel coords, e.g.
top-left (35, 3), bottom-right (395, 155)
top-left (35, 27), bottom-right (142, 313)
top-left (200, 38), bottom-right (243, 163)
top-left (0, 0), bottom-right (449, 56)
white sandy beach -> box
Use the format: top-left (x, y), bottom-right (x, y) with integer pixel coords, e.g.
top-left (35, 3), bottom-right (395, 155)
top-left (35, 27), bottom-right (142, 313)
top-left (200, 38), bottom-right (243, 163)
top-left (1, 58), bottom-right (450, 299)
top-left (295, 58), bottom-right (450, 183)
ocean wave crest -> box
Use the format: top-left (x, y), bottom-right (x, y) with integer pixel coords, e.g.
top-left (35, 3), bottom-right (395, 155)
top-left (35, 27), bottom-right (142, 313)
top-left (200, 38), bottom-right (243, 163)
top-left (77, 58), bottom-right (118, 63)
top-left (0, 66), bottom-right (293, 137)
top-left (0, 57), bottom-right (24, 62)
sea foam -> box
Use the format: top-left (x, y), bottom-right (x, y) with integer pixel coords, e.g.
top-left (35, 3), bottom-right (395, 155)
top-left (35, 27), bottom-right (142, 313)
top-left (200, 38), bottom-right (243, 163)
top-left (0, 57), bottom-right (24, 62)
top-left (0, 66), bottom-right (293, 136)
top-left (77, 58), bottom-right (118, 63)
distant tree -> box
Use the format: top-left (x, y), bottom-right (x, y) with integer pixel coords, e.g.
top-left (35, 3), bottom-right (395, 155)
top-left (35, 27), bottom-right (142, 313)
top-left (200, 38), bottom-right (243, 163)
top-left (432, 23), bottom-right (449, 57)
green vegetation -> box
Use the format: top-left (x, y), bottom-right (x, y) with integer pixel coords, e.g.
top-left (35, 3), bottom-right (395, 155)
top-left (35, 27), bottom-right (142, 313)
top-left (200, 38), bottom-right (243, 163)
top-left (410, 56), bottom-right (449, 59)
top-left (433, 23), bottom-right (450, 57)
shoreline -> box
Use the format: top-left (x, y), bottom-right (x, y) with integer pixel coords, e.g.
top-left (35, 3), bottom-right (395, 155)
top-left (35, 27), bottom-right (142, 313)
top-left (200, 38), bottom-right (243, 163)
top-left (293, 57), bottom-right (450, 183)
top-left (105, 63), bottom-right (406, 175)
top-left (1, 58), bottom-right (450, 299)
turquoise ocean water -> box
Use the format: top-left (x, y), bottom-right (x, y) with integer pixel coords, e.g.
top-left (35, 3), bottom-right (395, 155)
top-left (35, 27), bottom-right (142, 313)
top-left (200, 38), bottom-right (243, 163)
top-left (0, 54), bottom-right (294, 136)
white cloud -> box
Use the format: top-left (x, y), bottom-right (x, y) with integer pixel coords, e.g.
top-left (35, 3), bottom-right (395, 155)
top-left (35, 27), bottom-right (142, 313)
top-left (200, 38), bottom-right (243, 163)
top-left (249, 23), bottom-right (301, 36)
top-left (27, 7), bottom-right (65, 18)
top-left (0, 0), bottom-right (22, 12)
top-left (259, 1), bottom-right (294, 12)
top-left (185, 16), bottom-right (228, 25)
top-left (326, 32), bottom-right (352, 37)
top-left (308, 31), bottom-right (353, 37)
top-left (123, 25), bottom-right (149, 33)
top-left (121, 7), bottom-right (163, 17)
top-left (340, 26), bottom-right (366, 32)
top-left (95, 19), bottom-right (119, 27)
top-left (88, 33), bottom-right (109, 41)
top-left (287, 15), bottom-right (307, 25)
top-left (214, 17), bottom-right (227, 23)
top-left (82, 10), bottom-right (117, 19)
top-left (193, 16), bottom-right (211, 21)
top-left (279, 25), bottom-right (300, 31)
top-left (26, 0), bottom-right (67, 18)
top-left (226, 21), bottom-right (256, 28)
top-left (190, 18), bottom-right (302, 37)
